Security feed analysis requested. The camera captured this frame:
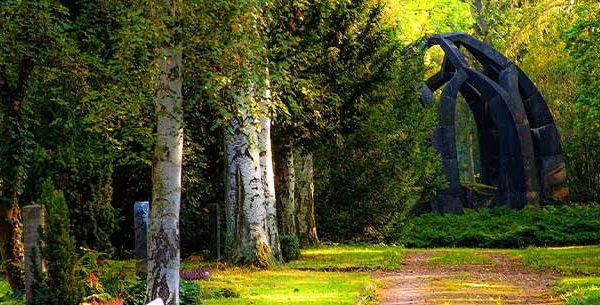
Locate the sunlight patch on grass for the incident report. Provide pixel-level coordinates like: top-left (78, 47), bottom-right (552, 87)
top-left (517, 246), bottom-right (600, 275)
top-left (556, 277), bottom-right (600, 305)
top-left (201, 267), bottom-right (376, 305)
top-left (286, 244), bottom-right (404, 270)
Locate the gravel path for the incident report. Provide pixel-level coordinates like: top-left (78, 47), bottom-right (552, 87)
top-left (374, 250), bottom-right (563, 305)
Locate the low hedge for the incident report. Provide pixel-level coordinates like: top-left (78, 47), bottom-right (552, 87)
top-left (395, 205), bottom-right (600, 248)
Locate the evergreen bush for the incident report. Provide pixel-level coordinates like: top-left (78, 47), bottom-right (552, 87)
top-left (30, 179), bottom-right (85, 305)
top-left (280, 235), bottom-right (301, 262)
top-left (395, 205), bottom-right (600, 248)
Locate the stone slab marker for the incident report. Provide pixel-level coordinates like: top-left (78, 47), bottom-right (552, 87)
top-left (23, 204), bottom-right (45, 302)
top-left (134, 201), bottom-right (149, 278)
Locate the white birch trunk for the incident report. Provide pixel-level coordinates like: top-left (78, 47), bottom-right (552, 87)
top-left (226, 90), bottom-right (274, 267)
top-left (276, 140), bottom-right (297, 237)
top-left (146, 48), bottom-right (183, 305)
top-left (295, 151), bottom-right (319, 247)
top-left (259, 76), bottom-right (281, 261)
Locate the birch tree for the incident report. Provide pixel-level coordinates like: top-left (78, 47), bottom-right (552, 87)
top-left (259, 75), bottom-right (281, 260)
top-left (226, 90), bottom-right (275, 267)
top-left (146, 2), bottom-right (183, 304)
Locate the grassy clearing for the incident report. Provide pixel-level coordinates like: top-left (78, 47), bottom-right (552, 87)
top-left (285, 244), bottom-right (404, 270)
top-left (201, 267), bottom-right (376, 305)
top-left (424, 249), bottom-right (497, 267)
top-left (517, 246), bottom-right (600, 275)
top-left (185, 244), bottom-right (390, 304)
top-left (516, 246), bottom-right (600, 305)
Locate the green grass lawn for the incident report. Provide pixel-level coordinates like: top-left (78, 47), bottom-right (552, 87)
top-left (201, 267), bottom-right (376, 305)
top-left (517, 246), bottom-right (600, 275)
top-left (424, 248), bottom-right (497, 267)
top-left (198, 245), bottom-right (394, 304)
top-left (285, 244), bottom-right (404, 270)
top-left (516, 245), bottom-right (600, 305)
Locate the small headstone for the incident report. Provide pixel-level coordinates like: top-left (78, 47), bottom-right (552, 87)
top-left (23, 204), bottom-right (45, 302)
top-left (134, 201), bottom-right (149, 278)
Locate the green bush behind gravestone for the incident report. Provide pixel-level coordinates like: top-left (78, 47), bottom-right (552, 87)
top-left (30, 180), bottom-right (85, 305)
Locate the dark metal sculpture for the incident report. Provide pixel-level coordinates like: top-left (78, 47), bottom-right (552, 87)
top-left (420, 33), bottom-right (568, 213)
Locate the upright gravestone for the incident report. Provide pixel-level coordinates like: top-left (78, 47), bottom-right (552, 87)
top-left (23, 204), bottom-right (45, 302)
top-left (134, 201), bottom-right (149, 278)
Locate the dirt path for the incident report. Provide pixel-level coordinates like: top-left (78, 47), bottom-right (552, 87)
top-left (374, 250), bottom-right (563, 305)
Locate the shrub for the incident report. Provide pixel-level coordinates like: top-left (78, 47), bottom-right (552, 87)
top-left (394, 205), bottom-right (600, 248)
top-left (280, 235), bottom-right (301, 262)
top-left (30, 180), bottom-right (85, 305)
top-left (123, 280), bottom-right (201, 305)
top-left (180, 280), bottom-right (201, 305)
top-left (123, 281), bottom-right (145, 305)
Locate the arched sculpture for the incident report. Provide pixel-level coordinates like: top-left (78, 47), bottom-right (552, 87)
top-left (420, 33), bottom-right (568, 213)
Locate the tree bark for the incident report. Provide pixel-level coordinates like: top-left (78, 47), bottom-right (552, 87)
top-left (259, 76), bottom-right (281, 261)
top-left (146, 48), bottom-right (183, 305)
top-left (226, 92), bottom-right (275, 268)
top-left (294, 151), bottom-right (319, 247)
top-left (276, 140), bottom-right (297, 237)
top-left (0, 203), bottom-right (24, 291)
top-left (0, 57), bottom-right (32, 292)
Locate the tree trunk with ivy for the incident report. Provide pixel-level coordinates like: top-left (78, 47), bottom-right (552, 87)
top-left (295, 151), bottom-right (319, 247)
top-left (0, 203), bottom-right (24, 291)
top-left (226, 92), bottom-right (275, 267)
top-left (146, 47), bottom-right (183, 305)
top-left (0, 57), bottom-right (32, 292)
top-left (259, 77), bottom-right (281, 261)
top-left (276, 140), bottom-right (297, 237)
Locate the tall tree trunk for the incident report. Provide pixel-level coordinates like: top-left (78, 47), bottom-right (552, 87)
top-left (226, 93), bottom-right (275, 268)
top-left (259, 76), bottom-right (281, 261)
top-left (468, 134), bottom-right (476, 183)
top-left (295, 151), bottom-right (319, 247)
top-left (146, 48), bottom-right (183, 305)
top-left (0, 59), bottom-right (32, 292)
top-left (275, 140), bottom-right (296, 237)
top-left (0, 203), bottom-right (24, 291)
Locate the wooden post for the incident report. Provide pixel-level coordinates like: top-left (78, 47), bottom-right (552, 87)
top-left (207, 203), bottom-right (220, 260)
top-left (23, 204), bottom-right (44, 302)
top-left (134, 201), bottom-right (149, 278)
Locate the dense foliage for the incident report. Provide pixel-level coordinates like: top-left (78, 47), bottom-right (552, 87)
top-left (398, 206), bottom-right (600, 248)
top-left (32, 181), bottom-right (85, 305)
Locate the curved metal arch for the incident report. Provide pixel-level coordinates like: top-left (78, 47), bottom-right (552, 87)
top-left (420, 33), bottom-right (568, 213)
top-left (439, 33), bottom-right (567, 201)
